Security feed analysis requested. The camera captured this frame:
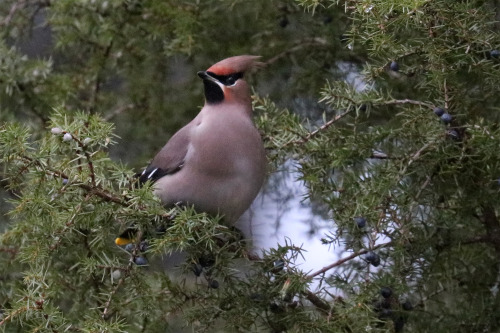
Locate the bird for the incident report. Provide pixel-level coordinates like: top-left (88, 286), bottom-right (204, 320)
top-left (115, 55), bottom-right (267, 246)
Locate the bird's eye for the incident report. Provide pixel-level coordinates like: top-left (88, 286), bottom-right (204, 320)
top-left (226, 76), bottom-right (237, 86)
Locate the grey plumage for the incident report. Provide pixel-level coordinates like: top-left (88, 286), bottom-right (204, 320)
top-left (139, 55), bottom-right (266, 224)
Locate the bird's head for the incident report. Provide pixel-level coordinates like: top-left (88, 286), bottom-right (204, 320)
top-left (197, 55), bottom-right (263, 106)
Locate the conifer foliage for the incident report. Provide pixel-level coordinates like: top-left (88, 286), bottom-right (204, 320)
top-left (1, 0), bottom-right (500, 332)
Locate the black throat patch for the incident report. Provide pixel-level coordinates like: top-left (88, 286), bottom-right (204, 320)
top-left (203, 80), bottom-right (224, 104)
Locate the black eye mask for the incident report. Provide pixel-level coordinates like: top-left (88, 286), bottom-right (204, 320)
top-left (206, 71), bottom-right (243, 86)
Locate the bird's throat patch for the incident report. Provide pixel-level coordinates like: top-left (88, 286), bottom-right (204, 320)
top-left (203, 80), bottom-right (224, 104)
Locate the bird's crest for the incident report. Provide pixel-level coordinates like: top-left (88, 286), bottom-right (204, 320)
top-left (206, 55), bottom-right (263, 76)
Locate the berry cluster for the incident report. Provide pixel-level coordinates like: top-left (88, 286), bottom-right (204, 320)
top-left (433, 107), bottom-right (452, 125)
top-left (352, 217), bottom-right (381, 267)
top-left (373, 287), bottom-right (413, 332)
top-left (191, 254), bottom-right (219, 289)
top-left (124, 240), bottom-right (149, 266)
top-left (432, 106), bottom-right (463, 141)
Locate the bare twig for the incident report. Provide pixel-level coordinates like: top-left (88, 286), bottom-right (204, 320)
top-left (0, 305), bottom-right (30, 326)
top-left (400, 140), bottom-right (434, 176)
top-left (102, 276), bottom-right (126, 319)
top-left (382, 99), bottom-right (434, 109)
top-left (302, 290), bottom-right (331, 313)
top-left (77, 184), bottom-right (129, 206)
top-left (369, 151), bottom-right (390, 159)
top-left (287, 108), bottom-right (353, 146)
top-left (444, 79), bottom-right (449, 110)
top-left (414, 175), bottom-right (432, 201)
top-left (0, 247), bottom-right (17, 255)
top-left (307, 241), bottom-right (392, 279)
top-left (0, 0), bottom-right (26, 27)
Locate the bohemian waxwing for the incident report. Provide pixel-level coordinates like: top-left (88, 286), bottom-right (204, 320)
top-left (138, 55), bottom-right (267, 225)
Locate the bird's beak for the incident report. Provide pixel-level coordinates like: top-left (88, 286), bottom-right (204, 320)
top-left (197, 71), bottom-right (219, 84)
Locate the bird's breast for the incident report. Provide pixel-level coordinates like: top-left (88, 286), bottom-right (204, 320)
top-left (188, 111), bottom-right (265, 178)
top-left (154, 108), bottom-right (266, 224)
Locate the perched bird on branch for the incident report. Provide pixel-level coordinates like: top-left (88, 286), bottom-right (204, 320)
top-left (116, 55), bottom-right (267, 246)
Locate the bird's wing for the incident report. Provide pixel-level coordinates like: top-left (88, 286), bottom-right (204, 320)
top-left (138, 123), bottom-right (192, 184)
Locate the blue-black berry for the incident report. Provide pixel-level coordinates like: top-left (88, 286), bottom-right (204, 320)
top-left (199, 255), bottom-right (215, 268)
top-left (209, 279), bottom-right (219, 289)
top-left (433, 107), bottom-right (445, 117)
top-left (139, 240), bottom-right (149, 252)
top-left (440, 113), bottom-right (452, 124)
top-left (365, 251), bottom-right (381, 267)
top-left (380, 287), bottom-right (392, 298)
top-left (269, 302), bottom-right (284, 313)
top-left (447, 129), bottom-right (460, 140)
top-left (389, 61), bottom-right (399, 72)
top-left (124, 243), bottom-right (134, 252)
top-left (491, 49), bottom-right (500, 58)
top-left (354, 217), bottom-right (366, 228)
top-left (402, 300), bottom-right (413, 311)
top-left (134, 256), bottom-right (148, 266)
top-left (279, 16), bottom-right (289, 28)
